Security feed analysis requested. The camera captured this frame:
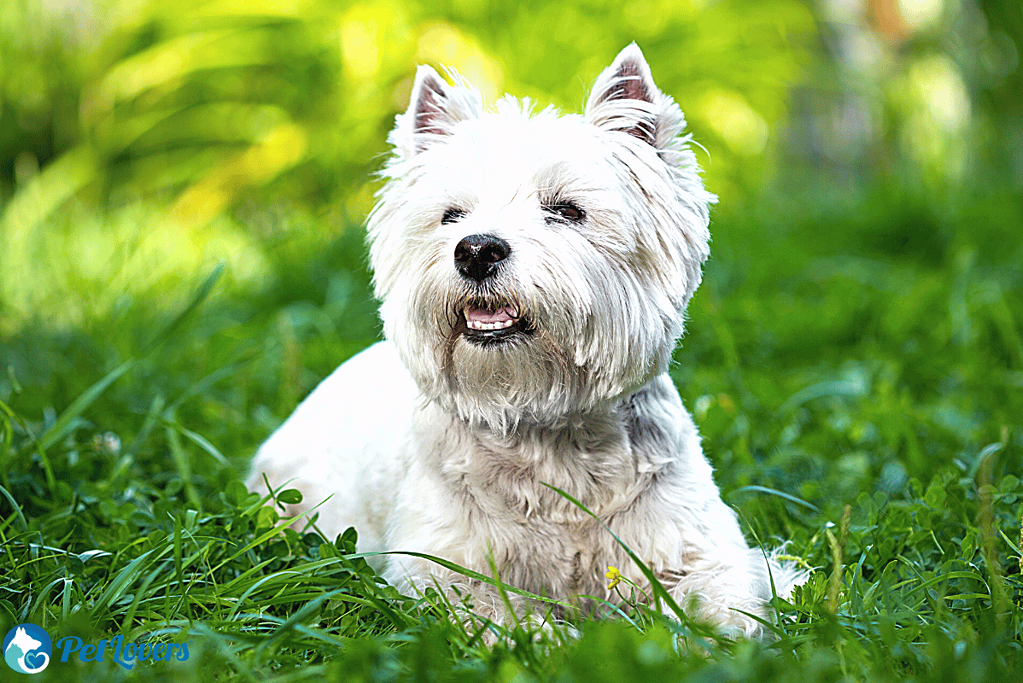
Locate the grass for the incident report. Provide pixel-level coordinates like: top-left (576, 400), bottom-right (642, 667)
top-left (1, 183), bottom-right (1022, 681)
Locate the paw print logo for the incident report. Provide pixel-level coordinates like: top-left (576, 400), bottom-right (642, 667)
top-left (3, 624), bottom-right (52, 674)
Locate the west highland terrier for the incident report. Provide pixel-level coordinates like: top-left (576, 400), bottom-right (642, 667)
top-left (248, 43), bottom-right (805, 637)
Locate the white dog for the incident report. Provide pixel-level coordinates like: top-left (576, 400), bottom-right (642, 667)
top-left (248, 44), bottom-right (804, 636)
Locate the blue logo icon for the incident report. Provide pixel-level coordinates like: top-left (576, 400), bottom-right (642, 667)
top-left (3, 623), bottom-right (52, 674)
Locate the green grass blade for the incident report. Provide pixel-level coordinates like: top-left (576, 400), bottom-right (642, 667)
top-left (0, 484), bottom-right (29, 532)
top-left (383, 550), bottom-right (571, 607)
top-left (729, 485), bottom-right (821, 513)
top-left (91, 545), bottom-right (172, 620)
top-left (140, 262), bottom-right (225, 354)
top-left (31, 359), bottom-right (136, 454)
top-left (166, 425), bottom-right (200, 509)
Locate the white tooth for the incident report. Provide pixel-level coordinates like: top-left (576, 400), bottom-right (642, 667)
top-left (465, 317), bottom-right (517, 332)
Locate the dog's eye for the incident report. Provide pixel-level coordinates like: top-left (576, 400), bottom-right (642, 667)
top-left (442, 208), bottom-right (466, 224)
top-left (544, 203), bottom-right (585, 223)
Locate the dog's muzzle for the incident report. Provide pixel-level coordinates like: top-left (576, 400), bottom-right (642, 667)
top-left (451, 234), bottom-right (533, 345)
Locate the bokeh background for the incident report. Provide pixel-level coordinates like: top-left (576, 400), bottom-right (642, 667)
top-left (1, 0), bottom-right (1020, 512)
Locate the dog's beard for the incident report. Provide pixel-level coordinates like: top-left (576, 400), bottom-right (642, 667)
top-left (446, 332), bottom-right (576, 430)
top-left (439, 282), bottom-right (579, 430)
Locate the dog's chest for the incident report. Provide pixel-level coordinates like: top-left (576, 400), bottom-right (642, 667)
top-left (497, 519), bottom-right (611, 595)
top-left (419, 414), bottom-right (644, 594)
top-left (456, 486), bottom-right (615, 596)
top-left (428, 412), bottom-right (642, 518)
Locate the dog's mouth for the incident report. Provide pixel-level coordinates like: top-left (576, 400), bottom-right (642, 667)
top-left (456, 303), bottom-right (532, 346)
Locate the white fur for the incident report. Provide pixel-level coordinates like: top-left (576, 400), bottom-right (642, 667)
top-left (248, 44), bottom-right (806, 636)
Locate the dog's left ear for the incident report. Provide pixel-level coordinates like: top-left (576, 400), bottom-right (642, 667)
top-left (585, 43), bottom-right (665, 148)
top-left (391, 65), bottom-right (483, 159)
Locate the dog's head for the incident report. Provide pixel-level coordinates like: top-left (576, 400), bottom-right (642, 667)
top-left (368, 44), bottom-right (715, 430)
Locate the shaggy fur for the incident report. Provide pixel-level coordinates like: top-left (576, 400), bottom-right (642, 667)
top-left (248, 44), bottom-right (806, 636)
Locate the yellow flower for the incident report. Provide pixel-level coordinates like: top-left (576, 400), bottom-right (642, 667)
top-left (605, 565), bottom-right (622, 590)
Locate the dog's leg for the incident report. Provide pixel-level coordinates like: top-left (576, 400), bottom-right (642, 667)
top-left (614, 498), bottom-right (806, 638)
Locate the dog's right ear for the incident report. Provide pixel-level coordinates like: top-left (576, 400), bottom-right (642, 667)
top-left (391, 65), bottom-right (482, 159)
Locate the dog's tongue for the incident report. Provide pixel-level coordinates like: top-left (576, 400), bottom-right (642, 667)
top-left (466, 306), bottom-right (517, 324)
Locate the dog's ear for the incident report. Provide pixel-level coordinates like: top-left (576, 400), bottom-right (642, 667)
top-left (391, 65), bottom-right (482, 158)
top-left (585, 43), bottom-right (664, 147)
top-left (409, 66), bottom-right (451, 140)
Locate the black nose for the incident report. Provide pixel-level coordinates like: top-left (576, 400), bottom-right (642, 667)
top-left (454, 234), bottom-right (511, 282)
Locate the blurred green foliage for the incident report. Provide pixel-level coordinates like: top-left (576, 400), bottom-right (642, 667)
top-left (0, 0), bottom-right (1008, 318)
top-left (1, 0), bottom-right (1019, 326)
top-left (0, 0), bottom-right (1019, 452)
